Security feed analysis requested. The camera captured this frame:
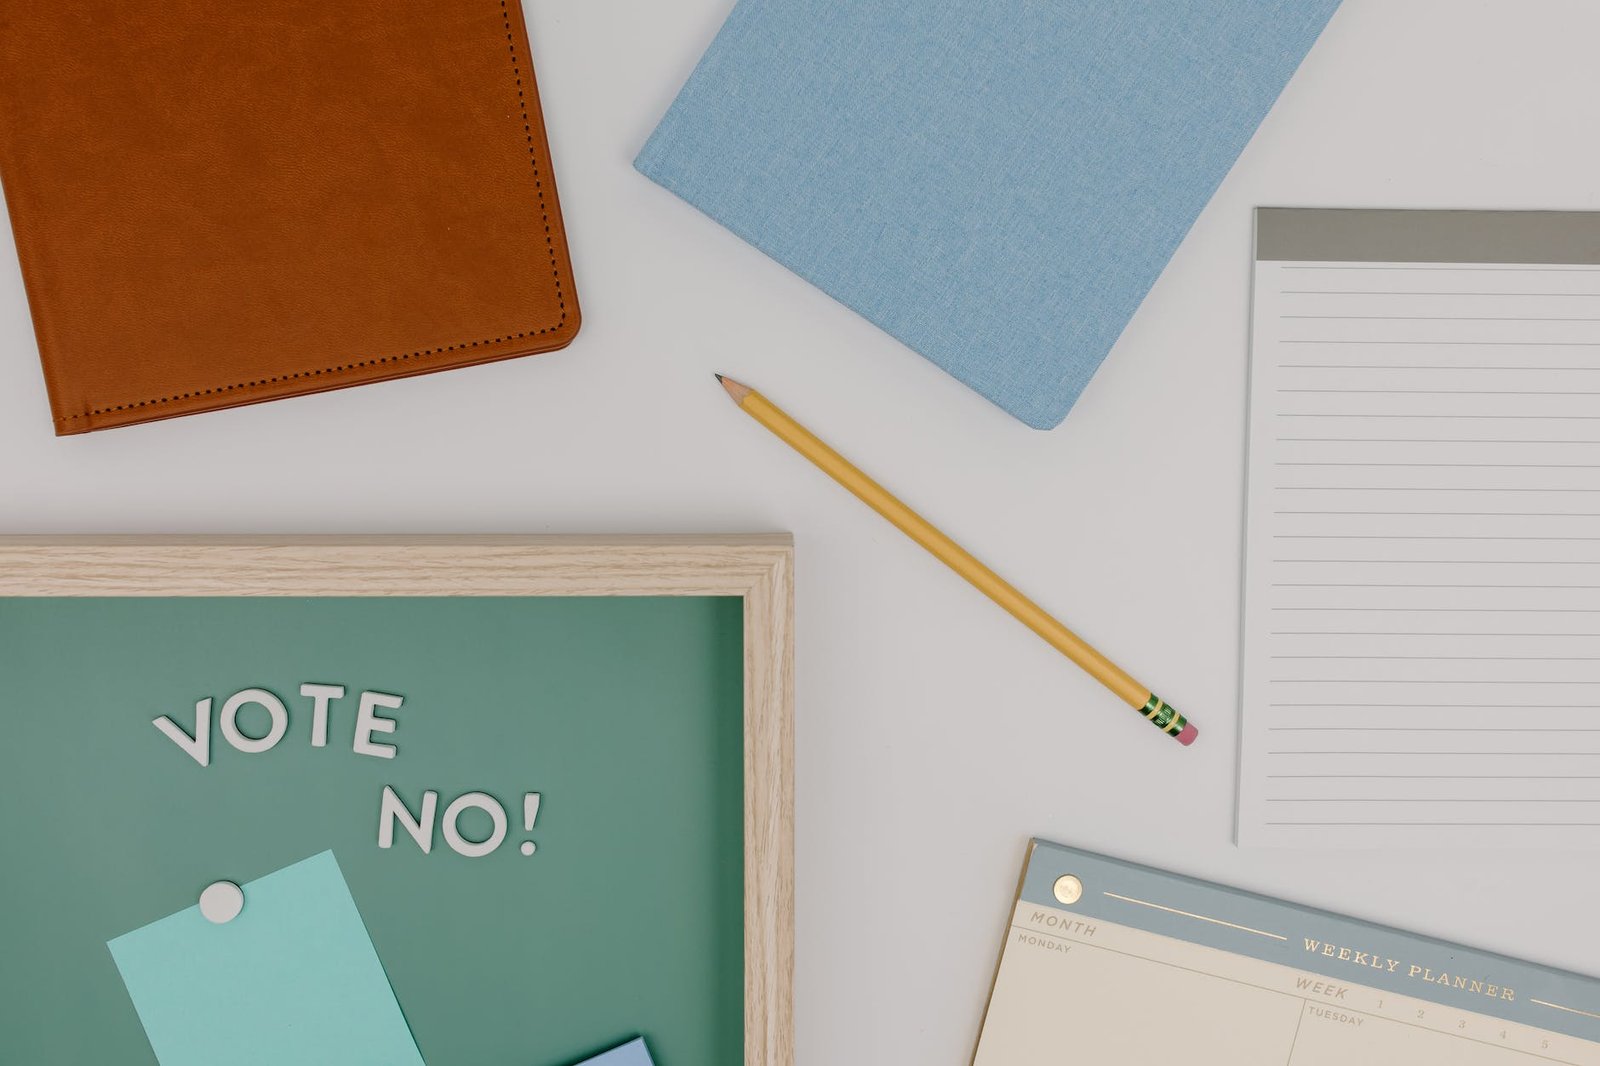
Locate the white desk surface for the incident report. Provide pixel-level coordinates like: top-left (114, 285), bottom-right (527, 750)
top-left (3, 1), bottom-right (1597, 1061)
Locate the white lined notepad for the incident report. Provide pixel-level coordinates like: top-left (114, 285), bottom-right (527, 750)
top-left (1239, 209), bottom-right (1600, 848)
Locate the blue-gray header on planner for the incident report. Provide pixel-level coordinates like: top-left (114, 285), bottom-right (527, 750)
top-left (1020, 839), bottom-right (1600, 1044)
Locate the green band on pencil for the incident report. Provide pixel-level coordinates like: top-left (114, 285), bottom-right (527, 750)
top-left (1140, 694), bottom-right (1188, 737)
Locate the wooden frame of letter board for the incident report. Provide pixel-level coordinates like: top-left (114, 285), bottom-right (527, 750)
top-left (0, 534), bottom-right (795, 1066)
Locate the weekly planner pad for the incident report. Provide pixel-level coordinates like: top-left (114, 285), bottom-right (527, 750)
top-left (974, 840), bottom-right (1600, 1064)
top-left (1239, 208), bottom-right (1600, 847)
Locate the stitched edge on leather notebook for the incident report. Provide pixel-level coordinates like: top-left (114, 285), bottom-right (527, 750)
top-left (52, 0), bottom-right (571, 432)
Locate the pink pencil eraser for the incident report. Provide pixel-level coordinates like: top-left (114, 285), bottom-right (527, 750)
top-left (1177, 723), bottom-right (1198, 746)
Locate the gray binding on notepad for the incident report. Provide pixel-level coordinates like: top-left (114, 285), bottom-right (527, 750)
top-left (1258, 208), bottom-right (1600, 265)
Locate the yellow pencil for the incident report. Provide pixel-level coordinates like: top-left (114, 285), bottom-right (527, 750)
top-left (717, 374), bottom-right (1196, 746)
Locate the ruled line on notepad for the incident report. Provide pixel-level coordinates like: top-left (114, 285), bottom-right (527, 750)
top-left (1273, 627), bottom-right (1600, 633)
top-left (1280, 457), bottom-right (1600, 467)
top-left (1267, 819), bottom-right (1600, 832)
top-left (1273, 582), bottom-right (1600, 588)
top-left (1280, 388), bottom-right (1600, 394)
top-left (1260, 723), bottom-right (1600, 729)
top-left (1271, 655), bottom-right (1600, 660)
top-left (1273, 535), bottom-right (1600, 540)
top-left (1281, 290), bottom-right (1600, 297)
top-left (1282, 317), bottom-right (1600, 323)
top-left (1286, 438), bottom-right (1600, 441)
top-left (1279, 583), bottom-right (1600, 591)
top-left (1267, 697), bottom-right (1600, 704)
top-left (1280, 364), bottom-right (1600, 369)
top-left (1270, 607), bottom-right (1600, 612)
top-left (1274, 487), bottom-right (1600, 493)
top-left (1269, 774), bottom-right (1600, 780)
top-left (1275, 561), bottom-right (1600, 566)
top-left (1269, 751), bottom-right (1600, 756)
top-left (1275, 511), bottom-right (1600, 515)
top-left (1278, 460), bottom-right (1600, 466)
top-left (1283, 340), bottom-right (1600, 346)
top-left (1279, 413), bottom-right (1600, 419)
top-left (1269, 680), bottom-right (1600, 685)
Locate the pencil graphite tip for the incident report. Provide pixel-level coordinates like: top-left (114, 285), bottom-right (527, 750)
top-left (716, 374), bottom-right (753, 403)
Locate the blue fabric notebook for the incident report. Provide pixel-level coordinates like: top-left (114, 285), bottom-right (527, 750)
top-left (572, 1037), bottom-right (654, 1066)
top-left (636, 0), bottom-right (1343, 428)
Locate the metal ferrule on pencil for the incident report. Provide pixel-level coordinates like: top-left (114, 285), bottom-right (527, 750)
top-left (1140, 694), bottom-right (1188, 738)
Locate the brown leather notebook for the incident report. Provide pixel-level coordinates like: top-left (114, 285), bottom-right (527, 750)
top-left (0, 1), bottom-right (579, 434)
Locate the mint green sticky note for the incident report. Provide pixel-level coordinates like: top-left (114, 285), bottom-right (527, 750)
top-left (108, 851), bottom-right (424, 1066)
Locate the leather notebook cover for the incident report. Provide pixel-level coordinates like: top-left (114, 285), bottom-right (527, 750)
top-left (0, 0), bottom-right (579, 434)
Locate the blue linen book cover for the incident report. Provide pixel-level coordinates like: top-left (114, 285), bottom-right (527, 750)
top-left (573, 1037), bottom-right (655, 1066)
top-left (636, 0), bottom-right (1343, 428)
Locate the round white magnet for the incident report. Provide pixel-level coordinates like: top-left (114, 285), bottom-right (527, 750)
top-left (1052, 874), bottom-right (1084, 906)
top-left (199, 880), bottom-right (244, 924)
